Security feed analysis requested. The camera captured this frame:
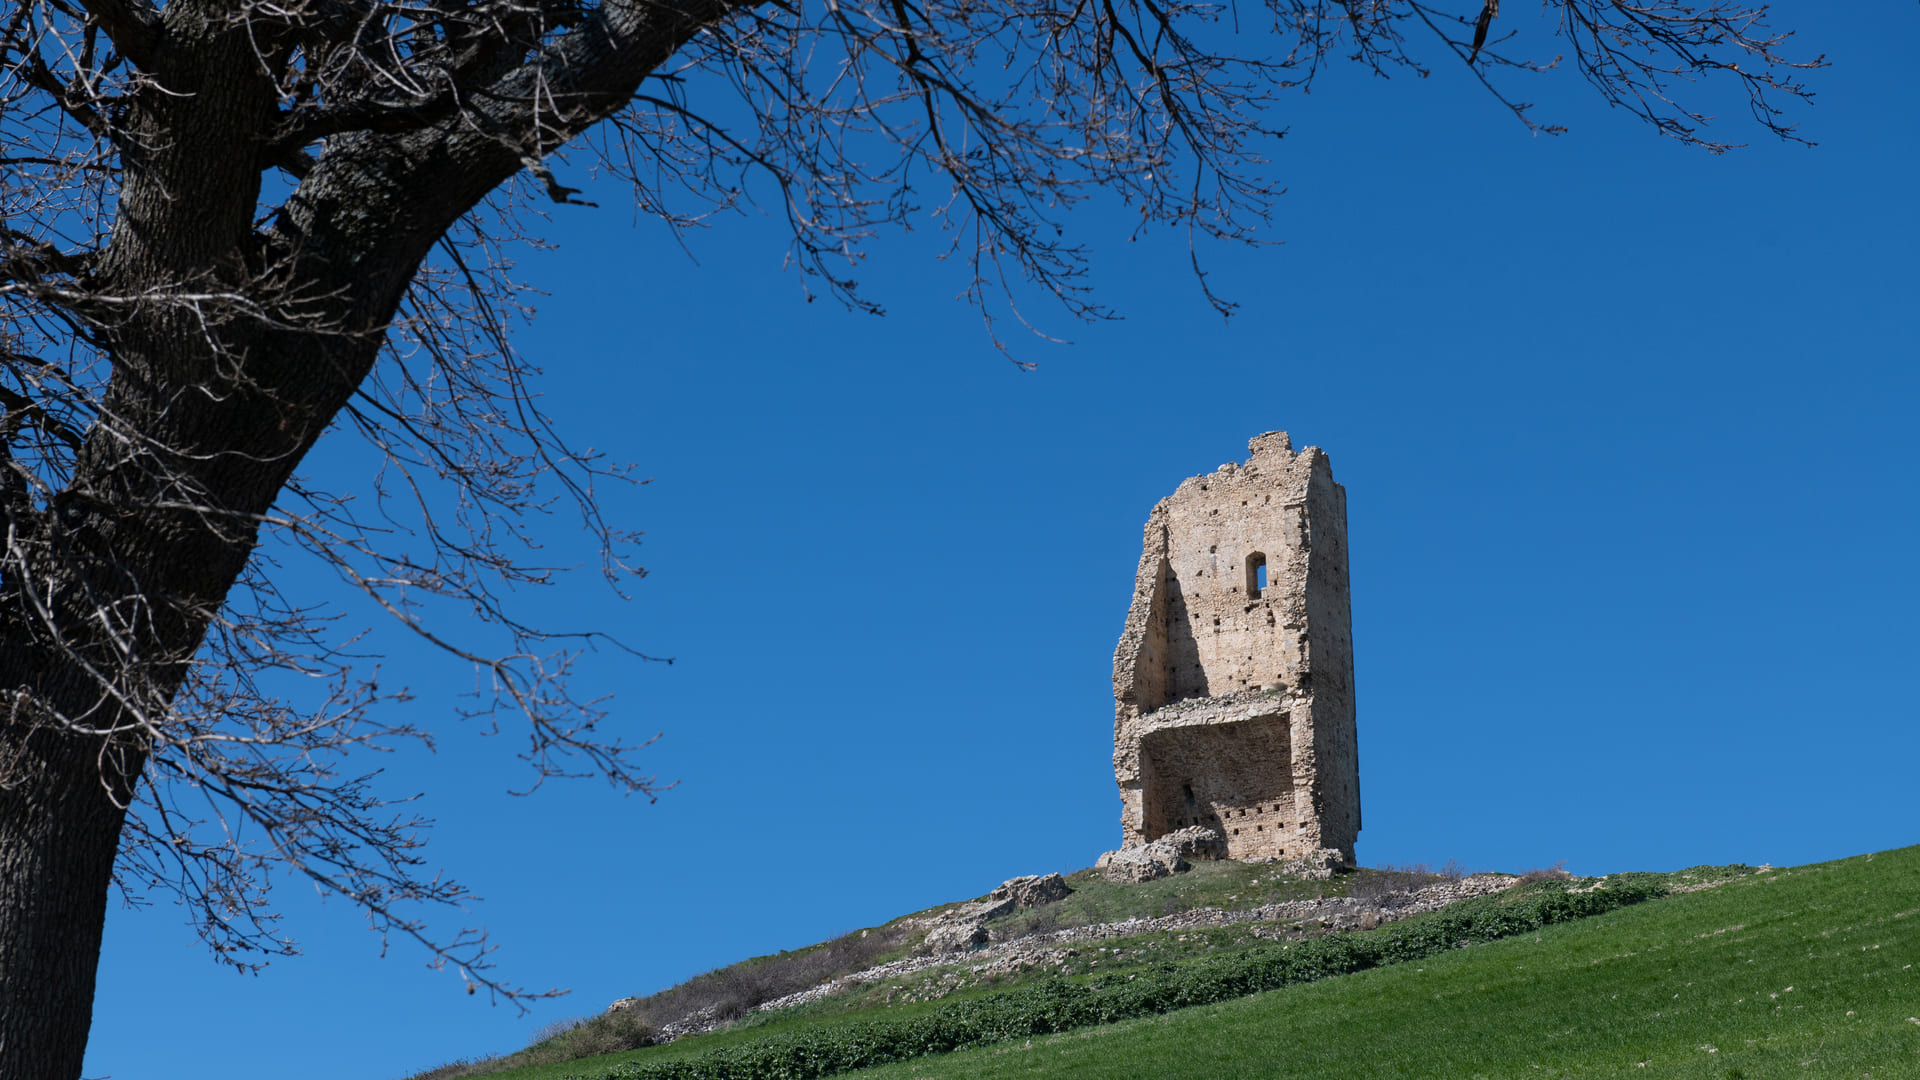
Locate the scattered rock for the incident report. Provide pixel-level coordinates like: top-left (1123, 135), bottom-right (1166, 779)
top-left (973, 894), bottom-right (1018, 920)
top-left (1271, 846), bottom-right (1347, 881)
top-left (916, 882), bottom-right (1052, 955)
top-left (991, 873), bottom-right (1071, 908)
top-left (1158, 826), bottom-right (1229, 861)
top-left (916, 872), bottom-right (1077, 954)
top-left (920, 917), bottom-right (990, 954)
top-left (1097, 826), bottom-right (1226, 883)
top-left (1099, 846), bottom-right (1185, 883)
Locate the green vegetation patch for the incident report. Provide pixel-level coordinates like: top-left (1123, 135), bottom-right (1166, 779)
top-left (544, 874), bottom-right (1672, 1080)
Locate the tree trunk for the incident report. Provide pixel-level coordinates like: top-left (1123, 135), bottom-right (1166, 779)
top-left (0, 729), bottom-right (136, 1080)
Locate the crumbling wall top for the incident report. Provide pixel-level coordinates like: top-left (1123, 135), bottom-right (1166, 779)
top-left (1247, 430), bottom-right (1292, 457)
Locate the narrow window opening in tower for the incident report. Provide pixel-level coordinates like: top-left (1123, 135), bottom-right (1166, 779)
top-left (1246, 552), bottom-right (1268, 599)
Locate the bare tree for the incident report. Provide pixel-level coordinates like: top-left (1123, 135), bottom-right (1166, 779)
top-left (0, 0), bottom-right (1815, 1075)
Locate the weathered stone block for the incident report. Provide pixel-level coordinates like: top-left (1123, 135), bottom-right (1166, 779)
top-left (1097, 845), bottom-right (1186, 884)
top-left (920, 918), bottom-right (990, 954)
top-left (1096, 826), bottom-right (1227, 883)
top-left (990, 873), bottom-right (1071, 908)
top-left (1155, 824), bottom-right (1229, 862)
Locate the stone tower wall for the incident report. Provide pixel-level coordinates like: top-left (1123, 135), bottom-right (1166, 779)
top-left (1111, 432), bottom-right (1360, 863)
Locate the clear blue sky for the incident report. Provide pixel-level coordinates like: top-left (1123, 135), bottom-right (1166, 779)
top-left (84, 4), bottom-right (1915, 1078)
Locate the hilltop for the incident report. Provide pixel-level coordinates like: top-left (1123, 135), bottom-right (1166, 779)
top-left (395, 845), bottom-right (1919, 1079)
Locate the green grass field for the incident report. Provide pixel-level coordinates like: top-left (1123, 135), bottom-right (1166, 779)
top-left (845, 849), bottom-right (1920, 1079)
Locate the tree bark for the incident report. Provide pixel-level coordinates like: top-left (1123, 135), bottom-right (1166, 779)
top-left (0, 729), bottom-right (135, 1080)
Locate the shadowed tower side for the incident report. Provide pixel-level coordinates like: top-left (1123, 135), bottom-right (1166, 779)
top-left (1110, 432), bottom-right (1360, 863)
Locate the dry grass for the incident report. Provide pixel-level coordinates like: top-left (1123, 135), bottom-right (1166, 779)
top-left (617, 925), bottom-right (918, 1032)
top-left (399, 1011), bottom-right (658, 1080)
top-left (398, 926), bottom-right (915, 1080)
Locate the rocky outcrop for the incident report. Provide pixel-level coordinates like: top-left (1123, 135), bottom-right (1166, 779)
top-left (916, 873), bottom-right (1073, 954)
top-left (1096, 846), bottom-right (1182, 884)
top-left (920, 918), bottom-right (991, 954)
top-left (1096, 826), bottom-right (1227, 883)
top-left (990, 873), bottom-right (1071, 908)
top-left (1265, 846), bottom-right (1347, 881)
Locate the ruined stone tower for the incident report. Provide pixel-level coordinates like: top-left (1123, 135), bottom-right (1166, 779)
top-left (1111, 431), bottom-right (1360, 864)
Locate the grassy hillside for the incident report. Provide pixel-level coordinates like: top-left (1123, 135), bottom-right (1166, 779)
top-left (407, 859), bottom-right (1372, 1079)
top-left (441, 847), bottom-right (1918, 1080)
top-left (845, 848), bottom-right (1920, 1079)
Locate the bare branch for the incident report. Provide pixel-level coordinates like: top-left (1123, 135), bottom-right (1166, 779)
top-left (0, 0), bottom-right (1821, 1067)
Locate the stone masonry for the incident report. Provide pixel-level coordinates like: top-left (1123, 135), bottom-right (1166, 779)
top-left (1111, 432), bottom-right (1360, 864)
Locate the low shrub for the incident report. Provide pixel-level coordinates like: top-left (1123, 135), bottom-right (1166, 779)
top-left (529, 1013), bottom-right (659, 1063)
top-left (562, 877), bottom-right (1668, 1080)
top-left (1348, 860), bottom-right (1463, 906)
top-left (1515, 861), bottom-right (1573, 883)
